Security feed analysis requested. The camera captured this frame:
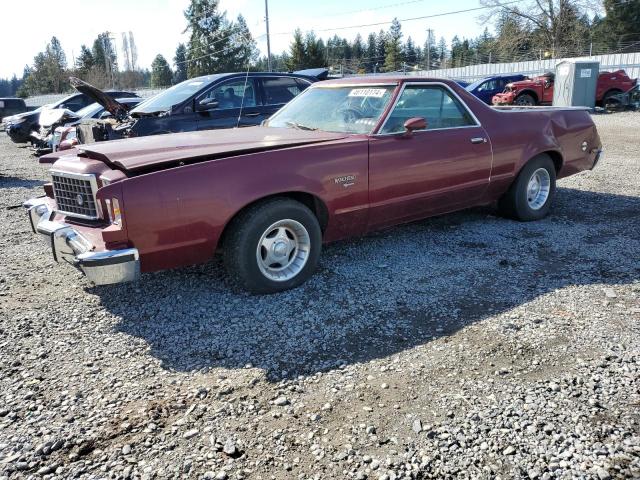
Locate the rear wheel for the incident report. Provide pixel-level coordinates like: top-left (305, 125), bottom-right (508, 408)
top-left (498, 155), bottom-right (556, 221)
top-left (515, 93), bottom-right (537, 106)
top-left (223, 198), bottom-right (322, 294)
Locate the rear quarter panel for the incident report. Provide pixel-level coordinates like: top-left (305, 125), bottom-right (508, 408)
top-left (455, 86), bottom-right (599, 197)
top-left (119, 138), bottom-right (369, 272)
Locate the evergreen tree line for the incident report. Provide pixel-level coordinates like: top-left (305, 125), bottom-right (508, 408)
top-left (4, 0), bottom-right (639, 97)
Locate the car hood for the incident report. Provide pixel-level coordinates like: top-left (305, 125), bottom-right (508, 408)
top-left (77, 127), bottom-right (348, 172)
top-left (7, 110), bottom-right (39, 122)
top-left (69, 76), bottom-right (130, 118)
top-left (39, 108), bottom-right (80, 128)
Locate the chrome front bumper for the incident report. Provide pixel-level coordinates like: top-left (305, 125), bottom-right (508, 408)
top-left (24, 197), bottom-right (140, 285)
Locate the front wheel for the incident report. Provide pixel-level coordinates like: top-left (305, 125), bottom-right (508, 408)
top-left (498, 155), bottom-right (556, 221)
top-left (515, 93), bottom-right (537, 106)
top-left (223, 198), bottom-right (322, 294)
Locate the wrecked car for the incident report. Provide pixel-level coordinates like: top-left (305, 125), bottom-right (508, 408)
top-left (24, 77), bottom-right (602, 293)
top-left (492, 70), bottom-right (637, 107)
top-left (5, 87), bottom-right (137, 144)
top-left (75, 70), bottom-right (325, 144)
top-left (52, 97), bottom-right (142, 152)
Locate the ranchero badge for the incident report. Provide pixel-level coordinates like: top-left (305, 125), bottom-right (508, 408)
top-left (334, 175), bottom-right (356, 187)
top-left (76, 194), bottom-right (84, 206)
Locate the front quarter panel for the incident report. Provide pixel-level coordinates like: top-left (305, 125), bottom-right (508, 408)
top-left (119, 137), bottom-right (369, 272)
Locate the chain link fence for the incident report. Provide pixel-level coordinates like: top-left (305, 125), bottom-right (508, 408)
top-left (375, 52), bottom-right (640, 83)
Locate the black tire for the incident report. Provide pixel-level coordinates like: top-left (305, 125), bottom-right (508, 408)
top-left (498, 155), bottom-right (557, 221)
top-left (601, 90), bottom-right (622, 110)
top-left (223, 198), bottom-right (322, 294)
top-left (515, 93), bottom-right (537, 106)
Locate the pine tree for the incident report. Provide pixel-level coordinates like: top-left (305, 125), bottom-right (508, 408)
top-left (375, 29), bottom-right (386, 72)
top-left (305, 31), bottom-right (326, 68)
top-left (351, 34), bottom-right (365, 71)
top-left (184, 0), bottom-right (255, 76)
top-left (151, 54), bottom-right (173, 87)
top-left (437, 37), bottom-right (448, 68)
top-left (76, 45), bottom-right (94, 77)
top-left (404, 37), bottom-right (417, 66)
top-left (286, 29), bottom-right (307, 70)
top-left (365, 33), bottom-right (377, 72)
top-left (384, 18), bottom-right (403, 72)
top-left (173, 44), bottom-right (188, 83)
top-left (45, 36), bottom-right (67, 93)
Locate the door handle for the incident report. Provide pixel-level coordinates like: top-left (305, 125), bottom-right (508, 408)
top-left (244, 112), bottom-right (260, 117)
top-left (470, 137), bottom-right (487, 144)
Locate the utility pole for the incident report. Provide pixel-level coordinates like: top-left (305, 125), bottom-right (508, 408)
top-left (264, 0), bottom-right (272, 72)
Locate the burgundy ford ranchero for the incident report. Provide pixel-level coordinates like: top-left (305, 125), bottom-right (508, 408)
top-left (25, 77), bottom-right (603, 293)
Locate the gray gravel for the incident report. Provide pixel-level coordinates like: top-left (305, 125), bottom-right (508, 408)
top-left (0, 113), bottom-right (639, 479)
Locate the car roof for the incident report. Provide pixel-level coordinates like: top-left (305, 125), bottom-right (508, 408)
top-left (189, 72), bottom-right (319, 83)
top-left (0, 97), bottom-right (24, 101)
top-left (317, 76), bottom-right (459, 87)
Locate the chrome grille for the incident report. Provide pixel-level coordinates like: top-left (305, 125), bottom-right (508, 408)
top-left (51, 171), bottom-right (101, 220)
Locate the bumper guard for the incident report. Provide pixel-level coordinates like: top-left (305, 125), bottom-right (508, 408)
top-left (23, 197), bottom-right (140, 285)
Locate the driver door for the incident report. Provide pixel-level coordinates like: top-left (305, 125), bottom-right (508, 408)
top-left (368, 83), bottom-right (493, 230)
top-left (196, 78), bottom-right (260, 130)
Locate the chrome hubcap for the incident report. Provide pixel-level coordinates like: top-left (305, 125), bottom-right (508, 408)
top-left (256, 219), bottom-right (310, 282)
top-left (526, 168), bottom-right (551, 210)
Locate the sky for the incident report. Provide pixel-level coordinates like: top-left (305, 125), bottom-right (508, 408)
top-left (0, 0), bottom-right (488, 79)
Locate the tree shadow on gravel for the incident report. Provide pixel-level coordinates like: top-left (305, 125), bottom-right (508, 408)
top-left (0, 175), bottom-right (46, 190)
top-left (91, 187), bottom-right (640, 381)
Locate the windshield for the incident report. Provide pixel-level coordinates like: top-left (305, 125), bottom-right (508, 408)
top-left (268, 85), bottom-right (396, 134)
top-left (132, 78), bottom-right (215, 114)
top-left (75, 102), bottom-right (103, 118)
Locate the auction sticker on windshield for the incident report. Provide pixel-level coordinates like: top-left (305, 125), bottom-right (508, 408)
top-left (348, 88), bottom-right (387, 98)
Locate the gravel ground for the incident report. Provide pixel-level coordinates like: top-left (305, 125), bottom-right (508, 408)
top-left (0, 113), bottom-right (638, 480)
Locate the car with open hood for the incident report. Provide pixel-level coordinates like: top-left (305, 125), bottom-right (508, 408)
top-left (5, 84), bottom-right (137, 144)
top-left (24, 77), bottom-right (602, 293)
top-left (50, 96), bottom-right (142, 152)
top-left (75, 70), bottom-right (326, 145)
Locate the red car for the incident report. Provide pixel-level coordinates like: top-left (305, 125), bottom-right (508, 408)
top-left (25, 77), bottom-right (602, 293)
top-left (492, 70), bottom-right (637, 107)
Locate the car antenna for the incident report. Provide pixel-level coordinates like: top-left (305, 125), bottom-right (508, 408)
top-left (236, 63), bottom-right (251, 129)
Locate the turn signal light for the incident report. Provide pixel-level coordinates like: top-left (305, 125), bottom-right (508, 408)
top-left (104, 198), bottom-right (122, 225)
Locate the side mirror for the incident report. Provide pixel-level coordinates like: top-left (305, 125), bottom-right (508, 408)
top-left (403, 117), bottom-right (427, 136)
top-left (197, 99), bottom-right (219, 112)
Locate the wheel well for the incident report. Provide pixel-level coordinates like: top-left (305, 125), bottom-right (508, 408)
top-left (604, 88), bottom-right (623, 97)
top-left (217, 192), bottom-right (329, 251)
top-left (543, 150), bottom-right (563, 174)
top-left (517, 90), bottom-right (539, 102)
top-left (599, 88), bottom-right (623, 106)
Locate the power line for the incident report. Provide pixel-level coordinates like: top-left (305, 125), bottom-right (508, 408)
top-left (317, 0), bottom-right (433, 18)
top-left (270, 1), bottom-right (525, 36)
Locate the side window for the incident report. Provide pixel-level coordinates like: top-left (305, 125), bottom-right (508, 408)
top-left (478, 80), bottom-right (493, 92)
top-left (262, 77), bottom-right (304, 105)
top-left (200, 79), bottom-right (257, 109)
top-left (64, 95), bottom-right (90, 111)
top-left (380, 85), bottom-right (475, 134)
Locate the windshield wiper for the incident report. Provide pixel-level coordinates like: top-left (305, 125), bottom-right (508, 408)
top-left (285, 121), bottom-right (318, 131)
